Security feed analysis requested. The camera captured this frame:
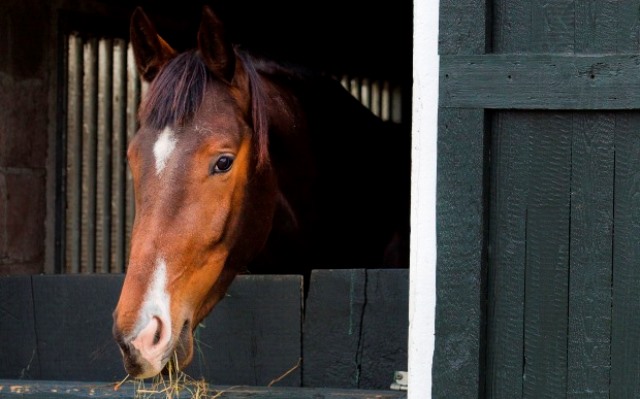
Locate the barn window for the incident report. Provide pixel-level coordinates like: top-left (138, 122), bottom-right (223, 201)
top-left (55, 32), bottom-right (404, 275)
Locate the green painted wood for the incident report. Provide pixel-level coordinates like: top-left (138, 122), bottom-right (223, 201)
top-left (303, 269), bottom-right (367, 389)
top-left (574, 0), bottom-right (640, 54)
top-left (530, 0), bottom-right (575, 53)
top-left (436, 0), bottom-right (489, 397)
top-left (611, 113), bottom-right (640, 398)
top-left (440, 55), bottom-right (640, 110)
top-left (0, 380), bottom-right (408, 399)
top-left (433, 108), bottom-right (487, 399)
top-left (522, 114), bottom-right (571, 398)
top-left (360, 270), bottom-right (409, 390)
top-left (185, 275), bottom-right (303, 387)
top-left (0, 277), bottom-right (40, 379)
top-left (492, 0), bottom-right (532, 53)
top-left (31, 275), bottom-right (124, 382)
top-left (493, 0), bottom-right (640, 54)
top-left (441, 0), bottom-right (640, 398)
top-left (567, 114), bottom-right (614, 398)
top-left (439, 0), bottom-right (489, 55)
top-left (485, 113), bottom-right (529, 399)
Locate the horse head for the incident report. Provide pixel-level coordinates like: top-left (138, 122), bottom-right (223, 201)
top-left (111, 6), bottom-right (277, 379)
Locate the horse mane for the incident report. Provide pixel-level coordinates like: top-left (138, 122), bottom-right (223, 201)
top-left (139, 48), bottom-right (271, 167)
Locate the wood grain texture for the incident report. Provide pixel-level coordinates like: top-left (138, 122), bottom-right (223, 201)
top-left (360, 270), bottom-right (409, 390)
top-left (439, 0), bottom-right (489, 55)
top-left (611, 113), bottom-right (640, 398)
top-left (185, 275), bottom-right (303, 387)
top-left (433, 108), bottom-right (487, 399)
top-left (441, 55), bottom-right (640, 110)
top-left (494, 0), bottom-right (640, 54)
top-left (303, 269), bottom-right (367, 389)
top-left (567, 113), bottom-right (614, 398)
top-left (435, 1), bottom-right (489, 397)
top-left (0, 275), bottom-right (303, 386)
top-left (485, 112), bottom-right (529, 399)
top-left (0, 277), bottom-right (40, 379)
top-left (31, 275), bottom-right (124, 382)
top-left (522, 114), bottom-right (571, 398)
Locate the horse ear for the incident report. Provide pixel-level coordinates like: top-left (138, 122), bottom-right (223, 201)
top-left (197, 5), bottom-right (235, 83)
top-left (130, 7), bottom-right (177, 82)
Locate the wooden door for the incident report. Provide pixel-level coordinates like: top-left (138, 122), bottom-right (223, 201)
top-left (435, 1), bottom-right (640, 397)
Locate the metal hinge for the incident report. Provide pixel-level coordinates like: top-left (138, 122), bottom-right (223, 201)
top-left (390, 371), bottom-right (408, 391)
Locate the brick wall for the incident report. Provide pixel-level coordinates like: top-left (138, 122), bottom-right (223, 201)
top-left (0, 1), bottom-right (50, 275)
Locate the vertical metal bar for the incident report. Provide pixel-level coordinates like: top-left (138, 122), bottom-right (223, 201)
top-left (113, 39), bottom-right (127, 274)
top-left (350, 76), bottom-right (360, 101)
top-left (67, 34), bottom-right (83, 274)
top-left (99, 38), bottom-right (114, 273)
top-left (84, 37), bottom-right (99, 273)
top-left (381, 80), bottom-right (391, 121)
top-left (371, 80), bottom-right (381, 118)
top-left (360, 78), bottom-right (370, 110)
top-left (391, 84), bottom-right (403, 124)
top-left (55, 32), bottom-right (70, 274)
top-left (340, 75), bottom-right (349, 92)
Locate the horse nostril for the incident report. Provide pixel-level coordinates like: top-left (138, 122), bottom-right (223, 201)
top-left (117, 337), bottom-right (130, 355)
top-left (153, 319), bottom-right (162, 346)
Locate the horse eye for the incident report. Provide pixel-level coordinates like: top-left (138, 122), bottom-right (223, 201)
top-left (211, 156), bottom-right (234, 174)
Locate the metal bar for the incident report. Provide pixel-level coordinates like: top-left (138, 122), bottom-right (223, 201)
top-left (371, 80), bottom-right (381, 118)
top-left (67, 34), bottom-right (83, 274)
top-left (391, 84), bottom-right (403, 124)
top-left (381, 81), bottom-right (390, 121)
top-left (113, 39), bottom-right (127, 274)
top-left (99, 38), bottom-right (114, 273)
top-left (54, 31), bottom-right (70, 274)
top-left (84, 38), bottom-right (99, 273)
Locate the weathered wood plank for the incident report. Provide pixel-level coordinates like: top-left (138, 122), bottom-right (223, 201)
top-left (492, 0), bottom-right (532, 53)
top-left (567, 113), bottom-right (614, 398)
top-left (522, 114), bottom-right (571, 398)
top-left (303, 269), bottom-right (409, 390)
top-left (440, 55), bottom-right (640, 110)
top-left (436, 0), bottom-right (489, 396)
top-left (0, 275), bottom-right (303, 387)
top-left (433, 108), bottom-right (486, 399)
top-left (611, 113), bottom-right (640, 398)
top-left (360, 269), bottom-right (409, 390)
top-left (0, 380), bottom-right (408, 399)
top-left (574, 0), bottom-right (638, 54)
top-left (485, 112), bottom-right (529, 399)
top-left (185, 275), bottom-right (302, 387)
top-left (494, 0), bottom-right (640, 54)
top-left (439, 0), bottom-right (489, 55)
top-left (0, 277), bottom-right (40, 379)
top-left (31, 275), bottom-right (124, 382)
top-left (303, 269), bottom-right (366, 389)
top-left (530, 0), bottom-right (575, 53)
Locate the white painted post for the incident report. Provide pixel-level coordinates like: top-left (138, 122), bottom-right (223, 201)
top-left (408, 0), bottom-right (439, 398)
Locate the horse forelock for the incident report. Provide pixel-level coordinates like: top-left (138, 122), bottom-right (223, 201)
top-left (139, 49), bottom-right (271, 170)
top-left (139, 51), bottom-right (208, 131)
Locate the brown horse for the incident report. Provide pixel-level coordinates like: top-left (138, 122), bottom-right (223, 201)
top-left (112, 5), bottom-right (410, 379)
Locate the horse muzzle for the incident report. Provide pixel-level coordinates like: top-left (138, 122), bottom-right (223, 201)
top-left (113, 315), bottom-right (194, 379)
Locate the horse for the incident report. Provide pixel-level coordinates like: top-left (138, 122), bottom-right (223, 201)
top-left (112, 5), bottom-right (410, 379)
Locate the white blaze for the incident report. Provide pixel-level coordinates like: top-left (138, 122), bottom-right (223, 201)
top-left (130, 257), bottom-right (171, 340)
top-left (153, 127), bottom-right (177, 175)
